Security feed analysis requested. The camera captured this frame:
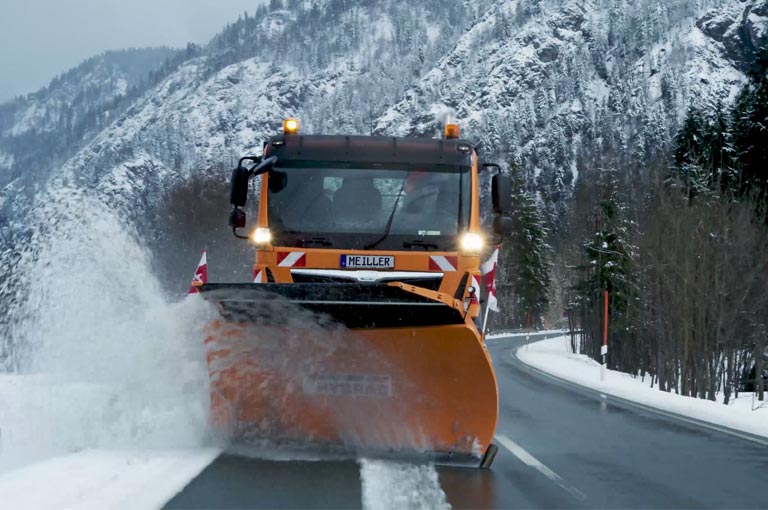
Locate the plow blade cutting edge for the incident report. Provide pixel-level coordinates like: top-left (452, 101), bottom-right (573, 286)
top-left (199, 283), bottom-right (499, 467)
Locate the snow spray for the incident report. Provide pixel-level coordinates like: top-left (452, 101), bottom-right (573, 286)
top-left (0, 185), bottom-right (212, 471)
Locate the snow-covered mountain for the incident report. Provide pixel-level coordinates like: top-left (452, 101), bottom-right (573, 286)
top-left (379, 0), bottom-right (766, 227)
top-left (1, 0), bottom-right (766, 294)
top-left (0, 47), bottom-right (182, 188)
top-left (0, 48), bottom-right (177, 137)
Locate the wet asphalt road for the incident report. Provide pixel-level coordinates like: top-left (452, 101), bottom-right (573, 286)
top-left (164, 333), bottom-right (768, 509)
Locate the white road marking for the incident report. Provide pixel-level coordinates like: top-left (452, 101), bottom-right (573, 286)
top-left (495, 434), bottom-right (586, 501)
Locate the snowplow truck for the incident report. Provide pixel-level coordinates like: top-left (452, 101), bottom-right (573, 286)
top-left (199, 119), bottom-right (512, 468)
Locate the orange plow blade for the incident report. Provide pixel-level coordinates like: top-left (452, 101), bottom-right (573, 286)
top-left (200, 283), bottom-right (499, 466)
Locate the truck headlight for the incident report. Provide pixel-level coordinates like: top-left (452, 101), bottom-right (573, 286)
top-left (461, 232), bottom-right (484, 253)
top-left (251, 227), bottom-right (272, 245)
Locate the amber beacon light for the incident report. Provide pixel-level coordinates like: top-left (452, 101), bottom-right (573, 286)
top-left (445, 123), bottom-right (461, 139)
top-left (283, 118), bottom-right (300, 134)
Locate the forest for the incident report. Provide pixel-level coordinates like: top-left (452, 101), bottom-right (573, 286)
top-left (497, 49), bottom-right (768, 403)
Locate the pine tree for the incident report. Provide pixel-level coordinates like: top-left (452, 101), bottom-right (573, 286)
top-left (498, 166), bottom-right (552, 329)
top-left (674, 107), bottom-right (705, 166)
top-left (673, 102), bottom-right (738, 198)
top-left (732, 47), bottom-right (768, 202)
top-left (672, 106), bottom-right (713, 197)
top-left (574, 169), bottom-right (638, 367)
top-left (704, 104), bottom-right (736, 194)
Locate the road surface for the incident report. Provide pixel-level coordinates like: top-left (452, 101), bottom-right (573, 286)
top-left (165, 333), bottom-right (768, 509)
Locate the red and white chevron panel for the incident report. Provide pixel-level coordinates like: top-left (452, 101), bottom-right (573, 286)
top-left (277, 251), bottom-right (307, 268)
top-left (463, 274), bottom-right (482, 312)
top-left (428, 255), bottom-right (458, 272)
top-left (470, 275), bottom-right (481, 305)
top-left (253, 269), bottom-right (265, 284)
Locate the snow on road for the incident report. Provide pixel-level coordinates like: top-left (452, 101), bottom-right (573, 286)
top-left (516, 335), bottom-right (768, 440)
top-left (0, 449), bottom-right (451, 510)
top-left (0, 449), bottom-right (219, 510)
top-left (0, 369), bottom-right (210, 473)
top-left (0, 194), bottom-right (216, 507)
top-left (360, 459), bottom-right (450, 510)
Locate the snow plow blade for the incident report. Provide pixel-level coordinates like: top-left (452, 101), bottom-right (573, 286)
top-left (199, 283), bottom-right (499, 467)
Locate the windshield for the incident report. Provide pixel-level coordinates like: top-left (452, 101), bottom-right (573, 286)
top-left (267, 162), bottom-right (471, 251)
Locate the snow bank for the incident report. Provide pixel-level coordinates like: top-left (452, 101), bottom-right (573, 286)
top-left (0, 449), bottom-right (218, 510)
top-left (517, 336), bottom-right (768, 440)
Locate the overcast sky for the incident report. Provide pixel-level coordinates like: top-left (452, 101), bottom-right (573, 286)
top-left (0, 0), bottom-right (266, 103)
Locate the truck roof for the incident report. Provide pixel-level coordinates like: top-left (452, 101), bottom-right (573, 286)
top-left (263, 134), bottom-right (475, 167)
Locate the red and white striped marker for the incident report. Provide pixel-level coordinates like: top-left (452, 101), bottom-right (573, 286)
top-left (470, 275), bottom-right (481, 305)
top-left (481, 246), bottom-right (500, 335)
top-left (463, 274), bottom-right (481, 312)
top-left (277, 251), bottom-right (306, 268)
top-left (253, 268), bottom-right (265, 283)
top-left (187, 250), bottom-right (208, 294)
top-left (481, 246), bottom-right (500, 313)
top-left (429, 255), bottom-right (458, 272)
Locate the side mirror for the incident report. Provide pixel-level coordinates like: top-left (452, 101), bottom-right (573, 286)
top-left (492, 174), bottom-right (512, 214)
top-left (230, 155), bottom-right (278, 208)
top-left (229, 208), bottom-right (246, 229)
top-left (229, 208), bottom-right (249, 239)
top-left (229, 155), bottom-right (279, 240)
top-left (493, 214), bottom-right (514, 236)
top-left (230, 164), bottom-right (251, 208)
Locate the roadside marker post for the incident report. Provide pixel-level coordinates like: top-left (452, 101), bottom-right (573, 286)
top-left (525, 310), bottom-right (532, 350)
top-left (601, 290), bottom-right (608, 382)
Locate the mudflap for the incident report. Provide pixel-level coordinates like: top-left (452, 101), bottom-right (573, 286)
top-left (199, 283), bottom-right (499, 466)
top-left (480, 443), bottom-right (499, 469)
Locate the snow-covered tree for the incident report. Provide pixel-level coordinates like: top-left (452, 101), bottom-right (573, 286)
top-left (732, 48), bottom-right (768, 202)
top-left (497, 165), bottom-right (552, 329)
top-left (573, 169), bottom-right (638, 368)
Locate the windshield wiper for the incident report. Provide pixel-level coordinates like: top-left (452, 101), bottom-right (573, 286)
top-left (403, 240), bottom-right (439, 251)
top-left (299, 237), bottom-right (333, 247)
top-left (364, 182), bottom-right (406, 250)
